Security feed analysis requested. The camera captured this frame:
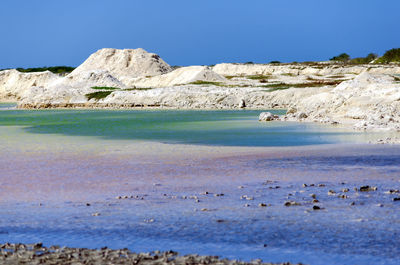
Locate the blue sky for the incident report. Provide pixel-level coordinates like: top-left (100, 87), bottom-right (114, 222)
top-left (1, 0), bottom-right (399, 68)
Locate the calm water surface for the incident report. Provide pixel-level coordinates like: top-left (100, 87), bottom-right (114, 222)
top-left (0, 108), bottom-right (399, 265)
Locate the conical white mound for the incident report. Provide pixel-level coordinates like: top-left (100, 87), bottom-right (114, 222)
top-left (70, 48), bottom-right (172, 80)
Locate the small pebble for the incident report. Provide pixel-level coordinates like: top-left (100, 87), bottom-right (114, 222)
top-left (359, 186), bottom-right (377, 192)
top-left (342, 188), bottom-right (349, 192)
top-left (92, 212), bottom-right (100, 216)
top-left (312, 205), bottom-right (321, 210)
top-left (310, 194), bottom-right (316, 199)
top-left (284, 201), bottom-right (301, 206)
top-left (258, 203), bottom-right (267, 207)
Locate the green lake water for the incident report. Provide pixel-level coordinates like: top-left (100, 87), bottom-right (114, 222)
top-left (0, 108), bottom-right (384, 146)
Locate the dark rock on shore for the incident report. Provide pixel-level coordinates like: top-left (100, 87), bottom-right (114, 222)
top-left (0, 243), bottom-right (299, 265)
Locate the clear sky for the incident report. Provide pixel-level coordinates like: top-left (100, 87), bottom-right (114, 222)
top-left (1, 0), bottom-right (399, 68)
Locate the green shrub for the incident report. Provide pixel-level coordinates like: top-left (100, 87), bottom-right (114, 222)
top-left (246, 75), bottom-right (271, 80)
top-left (16, 66), bottom-right (75, 74)
top-left (376, 48), bottom-right (400, 63)
top-left (85, 91), bottom-right (113, 101)
top-left (330, 53), bottom-right (350, 62)
top-left (91, 86), bottom-right (120, 90)
top-left (124, 87), bottom-right (153, 91)
top-left (189, 80), bottom-right (222, 86)
top-left (350, 53), bottom-right (378, 64)
top-left (269, 61), bottom-right (281, 64)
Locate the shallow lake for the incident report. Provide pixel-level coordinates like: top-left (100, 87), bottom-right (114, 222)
top-left (0, 108), bottom-right (393, 146)
top-left (0, 108), bottom-right (399, 265)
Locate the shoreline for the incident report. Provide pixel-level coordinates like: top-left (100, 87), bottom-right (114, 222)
top-left (0, 243), bottom-right (298, 265)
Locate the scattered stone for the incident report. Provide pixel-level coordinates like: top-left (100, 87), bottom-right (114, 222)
top-left (376, 204), bottom-right (384, 207)
top-left (342, 188), bottom-right (349, 192)
top-left (284, 201), bottom-right (301, 206)
top-left (318, 184), bottom-right (326, 187)
top-left (259, 112), bottom-right (279, 122)
top-left (310, 194), bottom-right (316, 199)
top-left (327, 190), bottom-right (336, 195)
top-left (86, 203), bottom-right (91, 206)
top-left (393, 197), bottom-right (400, 201)
top-left (92, 212), bottom-right (101, 216)
top-left (258, 203), bottom-right (267, 207)
top-left (269, 186), bottom-right (281, 189)
top-left (214, 193), bottom-right (224, 197)
top-left (195, 199), bottom-right (200, 203)
top-left (216, 219), bottom-right (225, 223)
top-left (201, 208), bottom-right (208, 211)
top-left (0, 245), bottom-right (286, 265)
top-left (338, 194), bottom-right (349, 199)
top-left (200, 191), bottom-right (209, 195)
top-left (297, 112), bottom-right (308, 119)
top-left (238, 185), bottom-right (244, 189)
top-left (359, 186), bottom-right (377, 192)
top-left (302, 184), bottom-right (308, 188)
top-left (244, 204), bottom-right (250, 207)
top-left (350, 202), bottom-right (356, 206)
top-left (312, 205), bottom-right (321, 210)
top-left (144, 218), bottom-right (155, 223)
top-left (385, 189), bottom-right (400, 194)
top-left (312, 199), bottom-right (319, 203)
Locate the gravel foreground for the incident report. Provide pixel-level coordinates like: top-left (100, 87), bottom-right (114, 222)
top-left (0, 243), bottom-right (299, 265)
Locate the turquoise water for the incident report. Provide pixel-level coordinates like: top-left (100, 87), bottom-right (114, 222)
top-left (0, 102), bottom-right (16, 109)
top-left (0, 109), bottom-right (381, 146)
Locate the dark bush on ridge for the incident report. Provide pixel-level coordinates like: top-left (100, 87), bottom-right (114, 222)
top-left (16, 66), bottom-right (75, 74)
top-left (330, 53), bottom-right (350, 62)
top-left (376, 48), bottom-right (400, 63)
top-left (350, 53), bottom-right (378, 64)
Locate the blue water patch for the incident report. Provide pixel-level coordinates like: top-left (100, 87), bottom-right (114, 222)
top-left (0, 109), bottom-right (373, 146)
